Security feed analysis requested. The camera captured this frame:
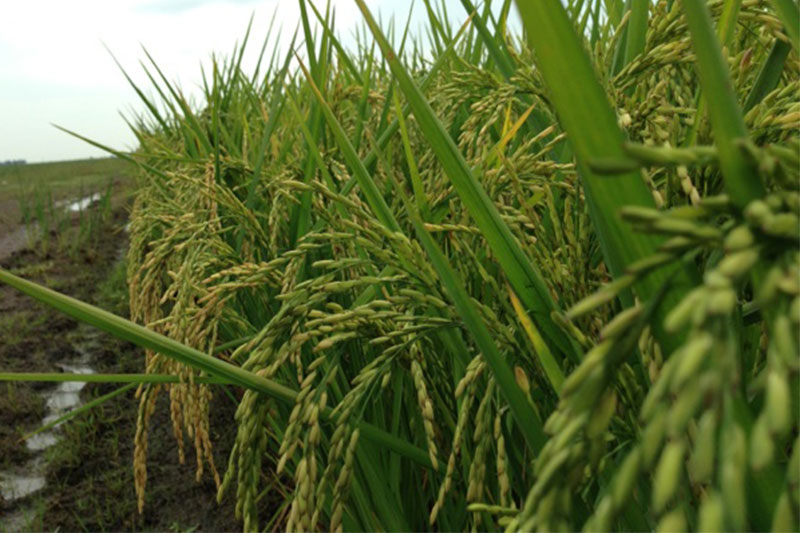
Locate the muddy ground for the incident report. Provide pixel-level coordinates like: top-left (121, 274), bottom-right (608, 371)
top-left (0, 185), bottom-right (240, 531)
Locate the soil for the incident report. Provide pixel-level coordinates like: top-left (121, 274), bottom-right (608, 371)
top-left (0, 196), bottom-right (22, 246)
top-left (0, 188), bottom-right (240, 531)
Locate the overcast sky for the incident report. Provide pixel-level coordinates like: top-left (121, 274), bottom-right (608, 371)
top-left (0, 0), bottom-right (518, 163)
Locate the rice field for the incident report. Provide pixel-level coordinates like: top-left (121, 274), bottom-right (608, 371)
top-left (1, 0), bottom-right (798, 531)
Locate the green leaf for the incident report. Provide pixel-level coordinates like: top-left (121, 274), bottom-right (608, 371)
top-left (623, 0), bottom-right (648, 65)
top-left (684, 0), bottom-right (742, 147)
top-left (392, 90), bottom-right (431, 220)
top-left (681, 0), bottom-right (765, 209)
top-left (306, 0), bottom-right (361, 79)
top-left (294, 57), bottom-right (400, 233)
top-left (0, 268), bottom-right (433, 469)
top-left (717, 0), bottom-right (744, 47)
top-left (355, 0), bottom-right (581, 365)
top-left (376, 126), bottom-right (547, 452)
top-left (0, 372), bottom-right (229, 384)
top-left (103, 43), bottom-right (169, 134)
top-left (743, 39), bottom-right (792, 112)
top-left (769, 0), bottom-right (800, 52)
top-left (458, 0), bottom-right (515, 78)
top-left (141, 46), bottom-right (213, 156)
top-left (20, 383), bottom-right (136, 444)
top-left (514, 0), bottom-right (697, 353)
top-left (298, 28), bottom-right (546, 451)
top-left (52, 125), bottom-right (169, 183)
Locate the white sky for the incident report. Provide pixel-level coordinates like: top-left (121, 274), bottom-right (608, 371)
top-left (0, 0), bottom-right (516, 163)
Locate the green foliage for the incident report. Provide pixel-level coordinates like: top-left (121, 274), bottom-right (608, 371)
top-left (1, 0), bottom-right (798, 531)
top-left (16, 178), bottom-right (115, 257)
top-left (0, 157), bottom-right (130, 204)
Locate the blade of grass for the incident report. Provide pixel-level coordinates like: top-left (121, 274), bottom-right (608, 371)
top-left (306, 0), bottom-right (361, 78)
top-left (294, 55), bottom-right (399, 233)
top-left (225, 15), bottom-right (254, 106)
top-left (684, 0), bottom-right (743, 147)
top-left (514, 0), bottom-right (698, 353)
top-left (355, 0), bottom-right (581, 364)
top-left (103, 43), bottom-right (169, 134)
top-left (285, 89), bottom-right (338, 192)
top-left (508, 286), bottom-right (564, 393)
top-left (237, 36), bottom-right (298, 255)
top-left (141, 46), bottom-right (213, 156)
top-left (250, 6), bottom-right (278, 84)
top-left (0, 268), bottom-right (433, 469)
top-left (352, 42), bottom-right (376, 153)
top-left (378, 129), bottom-right (547, 452)
top-left (52, 125), bottom-right (169, 183)
top-left (20, 383), bottom-right (137, 444)
top-left (611, 0), bottom-right (632, 75)
top-left (577, 0), bottom-right (594, 40)
top-left (0, 372), bottom-right (230, 384)
top-left (422, 0), bottom-right (446, 55)
top-left (298, 48), bottom-right (546, 452)
top-left (590, 0), bottom-right (603, 46)
top-left (717, 0), bottom-right (744, 47)
top-left (743, 39), bottom-right (792, 112)
top-left (487, 102), bottom-right (536, 166)
top-left (603, 0), bottom-right (624, 26)
top-left (681, 0), bottom-right (764, 209)
top-left (339, 9), bottom-right (475, 198)
top-left (392, 90), bottom-right (430, 220)
top-left (623, 0), bottom-right (648, 66)
top-left (458, 0), bottom-right (515, 78)
top-left (769, 0), bottom-right (800, 51)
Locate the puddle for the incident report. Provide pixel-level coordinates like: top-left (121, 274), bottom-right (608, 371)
top-left (0, 224), bottom-right (34, 264)
top-left (60, 193), bottom-right (103, 213)
top-left (0, 330), bottom-right (98, 527)
top-left (20, 364), bottom-right (94, 455)
top-left (0, 463), bottom-right (46, 501)
top-left (1, 192), bottom-right (105, 263)
top-left (24, 433), bottom-right (59, 454)
top-left (0, 457), bottom-right (47, 531)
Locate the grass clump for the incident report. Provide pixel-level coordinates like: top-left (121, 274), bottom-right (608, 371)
top-left (1, 0), bottom-right (798, 531)
top-left (16, 172), bottom-right (121, 258)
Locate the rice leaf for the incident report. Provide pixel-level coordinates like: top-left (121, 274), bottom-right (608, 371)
top-left (769, 0), bottom-right (800, 51)
top-left (681, 0), bottom-right (764, 208)
top-left (623, 0), bottom-right (648, 65)
top-left (379, 130), bottom-right (547, 452)
top-left (20, 383), bottom-right (136, 444)
top-left (743, 39), bottom-right (792, 111)
top-left (355, 0), bottom-right (581, 363)
top-left (0, 268), bottom-right (434, 469)
top-left (514, 0), bottom-right (697, 352)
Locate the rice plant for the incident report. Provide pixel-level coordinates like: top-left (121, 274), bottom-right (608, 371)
top-left (1, 0), bottom-right (798, 530)
top-left (15, 177), bottom-right (116, 257)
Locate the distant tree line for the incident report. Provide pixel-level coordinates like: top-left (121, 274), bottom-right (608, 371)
top-left (0, 159), bottom-right (26, 166)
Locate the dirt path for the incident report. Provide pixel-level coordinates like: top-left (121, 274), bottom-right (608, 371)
top-left (0, 190), bottom-right (239, 531)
